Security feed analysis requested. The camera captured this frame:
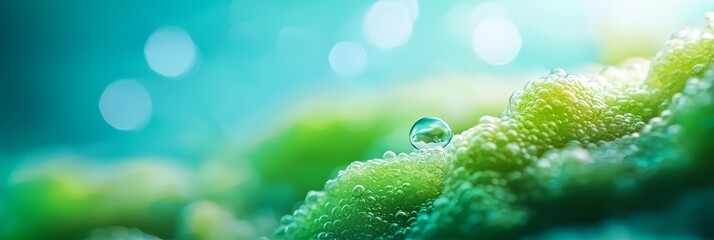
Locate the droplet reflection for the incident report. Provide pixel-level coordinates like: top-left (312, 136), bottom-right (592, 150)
top-left (409, 117), bottom-right (453, 149)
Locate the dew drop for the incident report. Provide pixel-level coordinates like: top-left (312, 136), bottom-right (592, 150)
top-left (549, 68), bottom-right (567, 77)
top-left (409, 117), bottom-right (453, 149)
top-left (280, 215), bottom-right (293, 225)
top-left (692, 63), bottom-right (706, 75)
top-left (285, 223), bottom-right (298, 236)
top-left (383, 150), bottom-right (397, 159)
top-left (305, 191), bottom-right (322, 204)
top-left (352, 185), bottom-right (365, 197)
top-left (323, 222), bottom-right (334, 231)
top-left (395, 210), bottom-right (407, 219)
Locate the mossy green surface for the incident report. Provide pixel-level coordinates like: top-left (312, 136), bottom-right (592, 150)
top-left (276, 148), bottom-right (447, 239)
top-left (278, 13), bottom-right (714, 239)
top-left (252, 76), bottom-right (511, 213)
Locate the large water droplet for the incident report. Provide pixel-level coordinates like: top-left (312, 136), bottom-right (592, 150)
top-left (409, 117), bottom-right (453, 149)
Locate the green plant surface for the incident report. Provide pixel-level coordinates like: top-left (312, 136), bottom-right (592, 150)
top-left (275, 148), bottom-right (447, 239)
top-left (251, 76), bottom-right (518, 210)
top-left (277, 13), bottom-right (714, 239)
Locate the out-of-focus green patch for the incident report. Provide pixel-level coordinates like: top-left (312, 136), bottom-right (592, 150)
top-left (2, 155), bottom-right (192, 239)
top-left (527, 187), bottom-right (714, 239)
top-left (178, 200), bottom-right (255, 240)
top-left (85, 226), bottom-right (161, 240)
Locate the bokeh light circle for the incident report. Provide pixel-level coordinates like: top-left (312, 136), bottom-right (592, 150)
top-left (144, 27), bottom-right (197, 78)
top-left (99, 79), bottom-right (153, 131)
top-left (328, 41), bottom-right (368, 77)
top-left (363, 1), bottom-right (413, 49)
top-left (471, 17), bottom-right (522, 65)
top-left (393, 0), bottom-right (419, 20)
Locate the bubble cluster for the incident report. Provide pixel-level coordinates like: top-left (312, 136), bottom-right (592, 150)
top-left (515, 65), bottom-right (714, 239)
top-left (278, 13), bottom-right (714, 240)
top-left (647, 12), bottom-right (714, 93)
top-left (276, 148), bottom-right (447, 239)
top-left (417, 14), bottom-right (714, 239)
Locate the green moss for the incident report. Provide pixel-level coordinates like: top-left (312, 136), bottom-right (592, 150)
top-left (278, 13), bottom-right (714, 240)
top-left (276, 148), bottom-right (446, 239)
top-left (252, 77), bottom-right (510, 213)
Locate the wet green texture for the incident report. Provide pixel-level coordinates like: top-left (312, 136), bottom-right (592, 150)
top-left (277, 148), bottom-right (447, 239)
top-left (278, 13), bottom-right (714, 240)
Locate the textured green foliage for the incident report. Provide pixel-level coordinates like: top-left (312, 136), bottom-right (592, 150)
top-left (279, 13), bottom-right (714, 240)
top-left (421, 13), bottom-right (714, 239)
top-left (253, 77), bottom-right (510, 209)
top-left (277, 148), bottom-right (446, 239)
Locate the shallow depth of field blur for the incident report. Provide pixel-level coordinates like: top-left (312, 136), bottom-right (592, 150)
top-left (0, 0), bottom-right (712, 239)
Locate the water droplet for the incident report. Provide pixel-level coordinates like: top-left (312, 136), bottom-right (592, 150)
top-left (323, 222), bottom-right (334, 231)
top-left (352, 185), bottom-right (365, 197)
top-left (383, 151), bottom-right (397, 159)
top-left (395, 210), bottom-right (407, 219)
top-left (549, 68), bottom-right (567, 77)
top-left (409, 117), bottom-right (453, 149)
top-left (280, 215), bottom-right (293, 225)
top-left (692, 63), bottom-right (706, 75)
top-left (285, 223), bottom-right (298, 236)
top-left (305, 191), bottom-right (322, 204)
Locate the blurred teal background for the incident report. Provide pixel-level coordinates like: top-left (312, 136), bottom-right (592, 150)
top-left (0, 0), bottom-right (712, 239)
